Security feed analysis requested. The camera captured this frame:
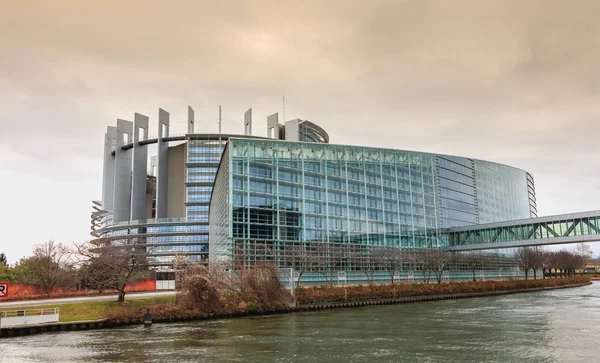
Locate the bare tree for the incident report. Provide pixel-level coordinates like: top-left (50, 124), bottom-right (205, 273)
top-left (405, 249), bottom-right (432, 283)
top-left (75, 239), bottom-right (148, 302)
top-left (313, 242), bottom-right (344, 285)
top-left (464, 251), bottom-right (488, 282)
top-left (568, 251), bottom-right (585, 276)
top-left (25, 241), bottom-right (75, 295)
top-left (530, 247), bottom-right (545, 280)
top-left (282, 243), bottom-right (322, 288)
top-left (547, 249), bottom-right (583, 278)
top-left (360, 247), bottom-right (380, 285)
top-left (553, 250), bottom-right (568, 278)
top-left (575, 243), bottom-right (593, 273)
top-left (430, 248), bottom-right (451, 284)
top-left (538, 248), bottom-right (552, 279)
top-left (372, 247), bottom-right (403, 283)
top-left (515, 247), bottom-right (537, 280)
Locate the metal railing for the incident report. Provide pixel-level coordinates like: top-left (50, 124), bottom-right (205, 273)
top-left (0, 308), bottom-right (59, 318)
top-left (446, 210), bottom-right (600, 251)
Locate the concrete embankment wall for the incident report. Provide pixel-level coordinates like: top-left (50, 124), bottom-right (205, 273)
top-left (0, 282), bottom-right (591, 339)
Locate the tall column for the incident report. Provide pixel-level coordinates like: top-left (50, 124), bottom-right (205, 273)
top-left (130, 113), bottom-right (149, 221)
top-left (101, 126), bottom-right (117, 211)
top-left (188, 106), bottom-right (194, 134)
top-left (244, 108), bottom-right (252, 136)
top-left (284, 119), bottom-right (300, 141)
top-left (267, 112), bottom-right (281, 139)
top-left (156, 108), bottom-right (170, 219)
top-left (113, 119), bottom-right (133, 223)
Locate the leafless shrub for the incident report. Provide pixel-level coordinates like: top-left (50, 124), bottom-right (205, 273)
top-left (238, 262), bottom-right (292, 311)
top-left (177, 264), bottom-right (225, 313)
top-left (178, 258), bottom-right (291, 313)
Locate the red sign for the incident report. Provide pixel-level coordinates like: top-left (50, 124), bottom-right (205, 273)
top-left (0, 282), bottom-right (7, 298)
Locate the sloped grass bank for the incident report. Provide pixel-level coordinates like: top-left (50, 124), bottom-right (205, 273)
top-left (295, 276), bottom-right (591, 305)
top-left (0, 296), bottom-right (175, 322)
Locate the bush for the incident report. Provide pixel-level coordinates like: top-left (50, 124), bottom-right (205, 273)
top-left (176, 262), bottom-right (291, 315)
top-left (178, 264), bottom-right (224, 313)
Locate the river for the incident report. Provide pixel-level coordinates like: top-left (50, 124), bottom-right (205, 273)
top-left (2, 282), bottom-right (600, 362)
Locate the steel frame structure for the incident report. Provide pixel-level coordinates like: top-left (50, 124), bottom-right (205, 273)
top-left (446, 210), bottom-right (600, 251)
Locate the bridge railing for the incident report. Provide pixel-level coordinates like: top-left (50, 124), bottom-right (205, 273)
top-left (446, 213), bottom-right (600, 251)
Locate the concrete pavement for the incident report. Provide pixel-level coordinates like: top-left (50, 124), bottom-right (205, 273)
top-left (0, 291), bottom-right (176, 308)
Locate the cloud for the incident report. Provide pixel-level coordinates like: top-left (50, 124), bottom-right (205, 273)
top-left (1, 0), bottom-right (600, 259)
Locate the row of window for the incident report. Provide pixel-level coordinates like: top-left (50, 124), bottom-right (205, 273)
top-left (146, 234), bottom-right (208, 243)
top-left (147, 245), bottom-right (207, 253)
top-left (232, 207), bottom-right (435, 225)
top-left (240, 169), bottom-right (434, 188)
top-left (187, 155), bottom-right (222, 163)
top-left (231, 222), bottom-right (438, 241)
top-left (232, 158), bottom-right (435, 175)
top-left (232, 192), bottom-right (435, 211)
top-left (436, 157), bottom-right (473, 177)
top-left (187, 175), bottom-right (216, 183)
top-left (233, 176), bottom-right (435, 197)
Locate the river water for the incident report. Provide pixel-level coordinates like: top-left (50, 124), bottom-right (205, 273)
top-left (2, 282), bottom-right (600, 363)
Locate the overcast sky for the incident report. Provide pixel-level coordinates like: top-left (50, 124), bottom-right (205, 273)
top-left (1, 1), bottom-right (600, 262)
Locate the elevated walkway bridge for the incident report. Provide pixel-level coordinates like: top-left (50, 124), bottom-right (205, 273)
top-left (445, 210), bottom-right (600, 251)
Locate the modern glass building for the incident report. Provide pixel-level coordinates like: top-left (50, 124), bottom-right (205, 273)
top-left (91, 107), bottom-right (330, 270)
top-left (208, 138), bottom-right (537, 283)
top-left (92, 104), bottom-right (537, 283)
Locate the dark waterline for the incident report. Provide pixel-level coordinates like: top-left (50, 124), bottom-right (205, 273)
top-left (2, 282), bottom-right (600, 363)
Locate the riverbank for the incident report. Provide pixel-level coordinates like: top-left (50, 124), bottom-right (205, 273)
top-left (295, 276), bottom-right (592, 305)
top-left (0, 277), bottom-right (591, 338)
top-left (0, 296), bottom-right (175, 322)
top-left (4, 281), bottom-right (598, 362)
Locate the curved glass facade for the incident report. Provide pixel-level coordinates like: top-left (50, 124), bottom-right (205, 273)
top-left (94, 119), bottom-right (536, 278)
top-left (91, 218), bottom-right (208, 267)
top-left (186, 138), bottom-right (226, 223)
top-left (474, 160), bottom-right (532, 224)
top-left (209, 138), bottom-right (536, 271)
top-left (298, 120), bottom-right (330, 143)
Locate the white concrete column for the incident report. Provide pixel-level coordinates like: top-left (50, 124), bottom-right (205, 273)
top-left (113, 119), bottom-right (133, 223)
top-left (188, 106), bottom-right (194, 134)
top-left (244, 108), bottom-right (252, 136)
top-left (156, 109), bottom-right (170, 219)
top-left (284, 119), bottom-right (300, 141)
top-left (101, 126), bottom-right (117, 212)
top-left (130, 113), bottom-right (149, 221)
top-left (267, 112), bottom-right (281, 139)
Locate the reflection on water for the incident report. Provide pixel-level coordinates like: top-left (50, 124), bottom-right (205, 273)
top-left (2, 282), bottom-right (600, 363)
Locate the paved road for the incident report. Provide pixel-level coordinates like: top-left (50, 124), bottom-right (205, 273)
top-left (0, 291), bottom-right (176, 308)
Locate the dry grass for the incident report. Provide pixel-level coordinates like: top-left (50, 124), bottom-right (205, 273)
top-left (295, 276), bottom-right (591, 305)
top-left (0, 296), bottom-right (176, 322)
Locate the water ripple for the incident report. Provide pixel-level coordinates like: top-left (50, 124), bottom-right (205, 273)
top-left (2, 282), bottom-right (600, 362)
